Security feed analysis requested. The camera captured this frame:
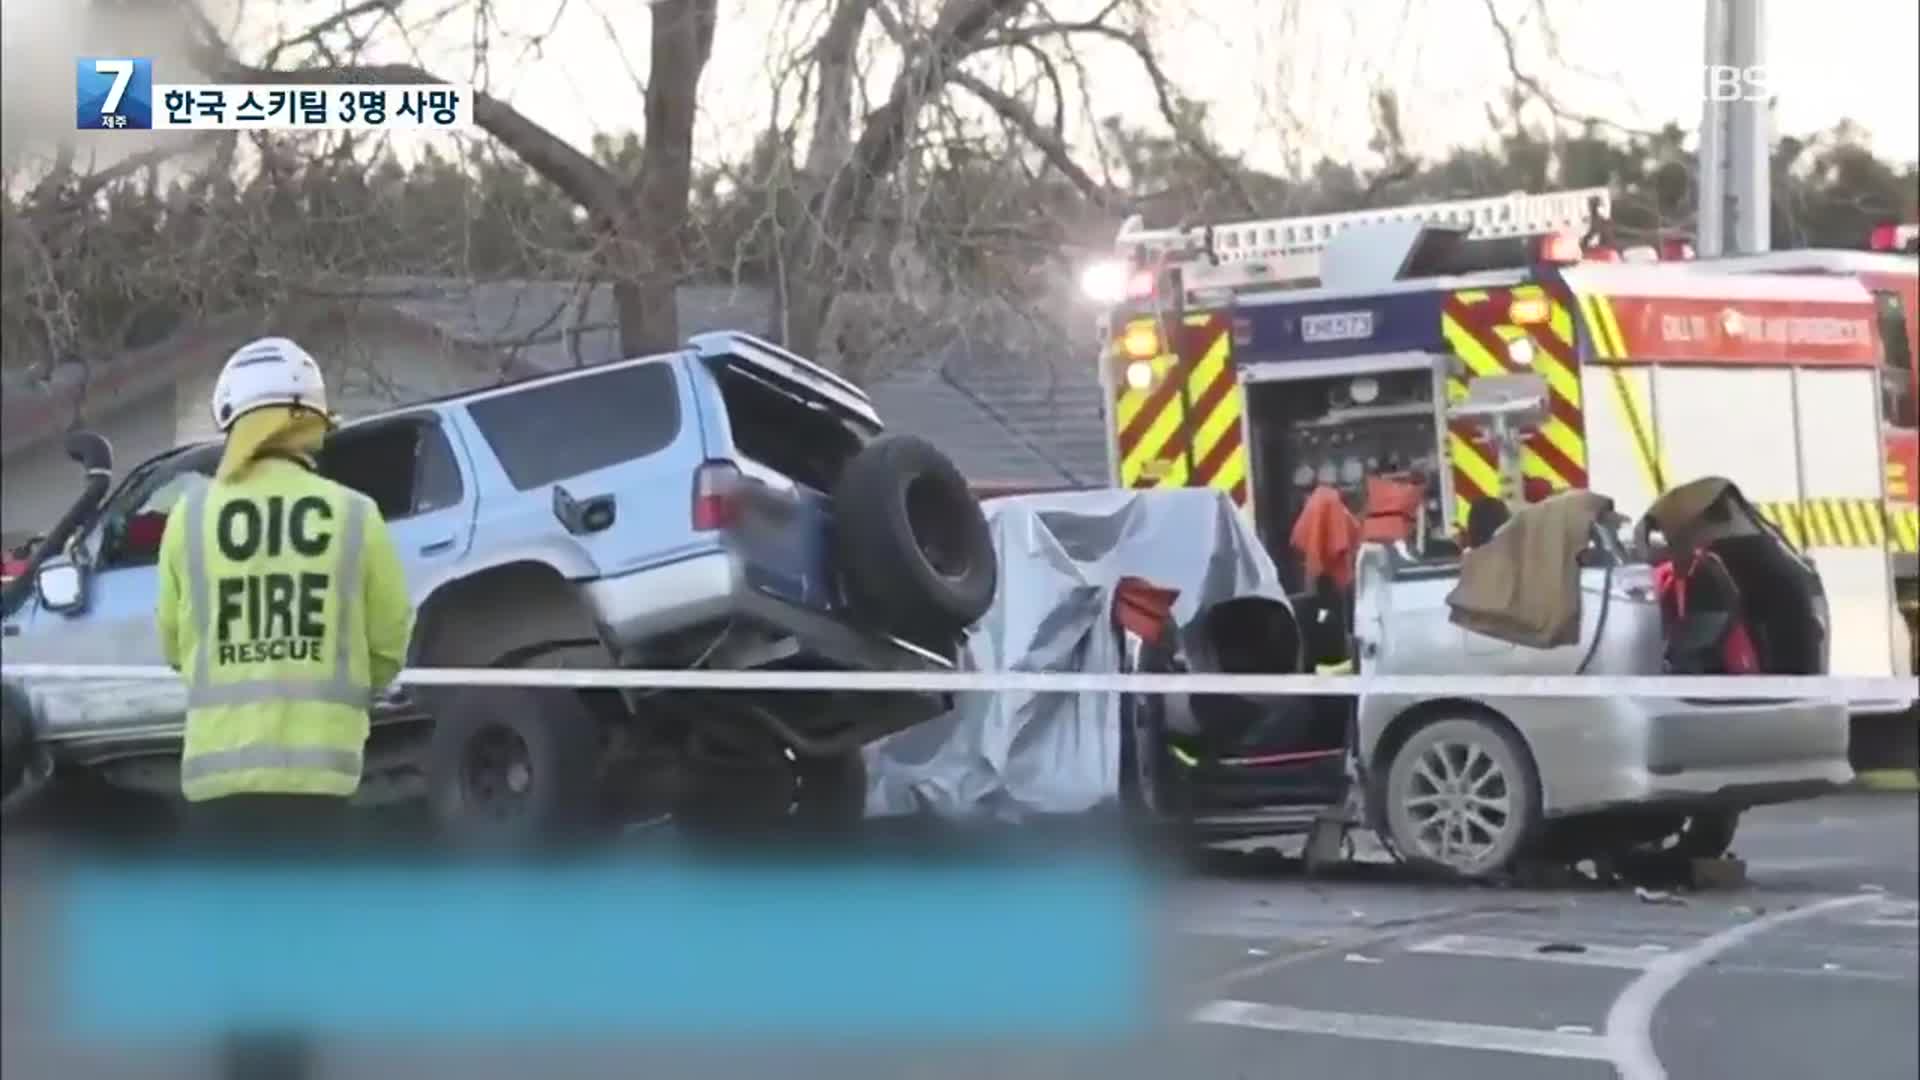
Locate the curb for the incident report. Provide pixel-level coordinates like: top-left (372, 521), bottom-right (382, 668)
top-left (1854, 769), bottom-right (1920, 793)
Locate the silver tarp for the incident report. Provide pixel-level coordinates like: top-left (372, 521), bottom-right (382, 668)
top-left (864, 487), bottom-right (1287, 820)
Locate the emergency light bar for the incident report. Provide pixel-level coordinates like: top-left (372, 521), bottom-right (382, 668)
top-left (1082, 188), bottom-right (1612, 302)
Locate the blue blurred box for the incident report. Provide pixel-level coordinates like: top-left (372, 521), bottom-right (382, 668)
top-left (49, 853), bottom-right (1154, 1042)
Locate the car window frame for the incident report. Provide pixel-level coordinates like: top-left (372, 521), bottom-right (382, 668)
top-left (320, 411), bottom-right (469, 522)
top-left (405, 413), bottom-right (467, 518)
top-left (84, 443), bottom-right (220, 570)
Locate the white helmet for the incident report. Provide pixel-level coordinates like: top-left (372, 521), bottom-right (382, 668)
top-left (210, 336), bottom-right (331, 432)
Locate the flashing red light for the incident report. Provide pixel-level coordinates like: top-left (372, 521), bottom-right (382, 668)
top-left (1125, 269), bottom-right (1157, 301)
top-left (1538, 232), bottom-right (1583, 264)
top-left (1584, 246), bottom-right (1621, 263)
top-left (691, 460), bottom-right (742, 530)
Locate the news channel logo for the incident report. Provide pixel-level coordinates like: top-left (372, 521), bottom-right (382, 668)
top-left (76, 57), bottom-right (153, 130)
top-left (1700, 64), bottom-right (1783, 103)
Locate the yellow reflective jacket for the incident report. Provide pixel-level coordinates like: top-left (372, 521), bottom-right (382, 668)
top-left (156, 457), bottom-right (413, 801)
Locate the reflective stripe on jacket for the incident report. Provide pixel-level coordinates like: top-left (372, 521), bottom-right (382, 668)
top-left (156, 457), bottom-right (414, 802)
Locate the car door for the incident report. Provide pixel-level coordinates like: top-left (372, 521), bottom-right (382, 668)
top-left (23, 446), bottom-right (219, 740)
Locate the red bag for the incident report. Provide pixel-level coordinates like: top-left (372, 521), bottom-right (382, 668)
top-left (1654, 552), bottom-right (1761, 674)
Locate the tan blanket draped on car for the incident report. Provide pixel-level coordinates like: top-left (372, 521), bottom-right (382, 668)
top-left (1445, 490), bottom-right (1615, 649)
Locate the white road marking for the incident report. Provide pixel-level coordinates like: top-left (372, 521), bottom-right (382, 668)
top-left (1861, 916), bottom-right (1919, 930)
top-left (1852, 898), bottom-right (1919, 929)
top-left (1744, 856), bottom-right (1867, 873)
top-left (1603, 893), bottom-right (1885, 1080)
top-left (1190, 1000), bottom-right (1612, 1061)
top-left (1408, 933), bottom-right (1660, 970)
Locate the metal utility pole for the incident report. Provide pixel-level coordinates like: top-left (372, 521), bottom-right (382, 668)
top-left (1699, 0), bottom-right (1771, 255)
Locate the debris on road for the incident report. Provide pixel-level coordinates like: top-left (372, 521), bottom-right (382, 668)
top-left (1537, 942), bottom-right (1588, 955)
top-left (1636, 886), bottom-right (1689, 906)
top-left (1343, 953), bottom-right (1384, 965)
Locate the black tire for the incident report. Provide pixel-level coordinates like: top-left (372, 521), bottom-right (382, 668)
top-left (425, 686), bottom-right (602, 845)
top-left (1380, 714), bottom-right (1542, 880)
top-left (792, 750), bottom-right (868, 828)
top-left (833, 434), bottom-right (996, 641)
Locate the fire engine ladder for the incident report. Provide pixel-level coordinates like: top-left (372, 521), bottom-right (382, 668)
top-left (1115, 187), bottom-right (1612, 296)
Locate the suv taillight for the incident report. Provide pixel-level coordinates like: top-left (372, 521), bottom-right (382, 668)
top-left (692, 460), bottom-right (742, 531)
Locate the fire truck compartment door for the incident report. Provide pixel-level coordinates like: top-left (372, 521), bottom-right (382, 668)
top-left (1650, 364), bottom-right (1895, 678)
top-left (1791, 367), bottom-right (1898, 680)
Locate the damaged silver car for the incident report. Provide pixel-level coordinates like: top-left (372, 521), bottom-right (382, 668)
top-left (878, 480), bottom-right (1852, 880)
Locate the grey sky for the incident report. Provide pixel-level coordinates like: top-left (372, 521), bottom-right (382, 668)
top-left (4, 0), bottom-right (1916, 185)
top-left (421, 0), bottom-right (1920, 171)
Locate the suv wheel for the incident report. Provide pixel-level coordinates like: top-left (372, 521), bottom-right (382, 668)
top-left (426, 686), bottom-right (601, 845)
top-left (834, 434), bottom-right (996, 641)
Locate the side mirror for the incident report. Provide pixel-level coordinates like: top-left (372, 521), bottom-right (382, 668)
top-left (36, 559), bottom-right (85, 613)
top-left (64, 430), bottom-right (114, 475)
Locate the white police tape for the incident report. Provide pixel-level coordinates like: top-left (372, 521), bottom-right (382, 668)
top-left (1, 663), bottom-right (1914, 703)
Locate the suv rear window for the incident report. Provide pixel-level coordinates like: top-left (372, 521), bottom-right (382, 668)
top-left (467, 362), bottom-right (680, 491)
top-left (710, 363), bottom-right (867, 493)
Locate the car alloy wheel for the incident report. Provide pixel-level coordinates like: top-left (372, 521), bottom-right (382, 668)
top-left (1383, 716), bottom-right (1540, 879)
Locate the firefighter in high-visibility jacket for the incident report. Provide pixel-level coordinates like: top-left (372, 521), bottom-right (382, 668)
top-left (157, 337), bottom-right (413, 827)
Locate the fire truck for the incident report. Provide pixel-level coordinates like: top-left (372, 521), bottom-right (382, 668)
top-left (1082, 188), bottom-right (1913, 695)
top-left (1698, 223), bottom-right (1919, 656)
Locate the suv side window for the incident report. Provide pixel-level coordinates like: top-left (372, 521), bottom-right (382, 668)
top-left (413, 423), bottom-right (465, 515)
top-left (466, 362), bottom-right (681, 491)
top-left (94, 448), bottom-right (219, 569)
top-left (1875, 289), bottom-right (1917, 426)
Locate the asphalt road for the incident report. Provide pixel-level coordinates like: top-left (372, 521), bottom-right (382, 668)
top-left (4, 792), bottom-right (1916, 1080)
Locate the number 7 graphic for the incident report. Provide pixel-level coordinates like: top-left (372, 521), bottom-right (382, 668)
top-left (76, 56), bottom-right (152, 130)
top-left (95, 59), bottom-right (134, 114)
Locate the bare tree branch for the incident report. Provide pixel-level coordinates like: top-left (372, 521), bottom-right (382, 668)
top-left (948, 69), bottom-right (1117, 206)
top-left (1478, 0), bottom-right (1667, 141)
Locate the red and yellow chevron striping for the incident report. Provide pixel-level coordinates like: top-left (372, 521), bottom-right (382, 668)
top-left (1441, 285), bottom-right (1588, 525)
top-left (1756, 499), bottom-right (1920, 554)
top-left (1112, 313), bottom-right (1249, 506)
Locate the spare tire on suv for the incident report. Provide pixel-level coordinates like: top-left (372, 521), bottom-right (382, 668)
top-left (833, 434), bottom-right (996, 643)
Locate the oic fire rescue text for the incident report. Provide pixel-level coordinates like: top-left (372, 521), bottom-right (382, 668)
top-left (211, 494), bottom-right (339, 667)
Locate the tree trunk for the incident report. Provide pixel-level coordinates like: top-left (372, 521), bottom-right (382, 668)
top-left (623, 0), bottom-right (719, 354)
top-left (769, 0), bottom-right (869, 359)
